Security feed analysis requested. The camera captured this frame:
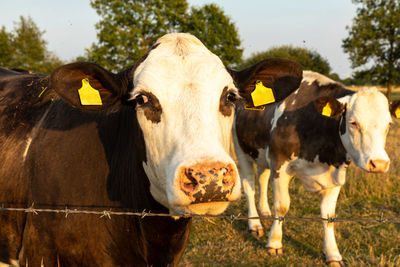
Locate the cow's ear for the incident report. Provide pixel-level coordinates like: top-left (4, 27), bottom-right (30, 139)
top-left (228, 58), bottom-right (302, 108)
top-left (314, 96), bottom-right (345, 119)
top-left (50, 62), bottom-right (125, 111)
top-left (390, 100), bottom-right (400, 119)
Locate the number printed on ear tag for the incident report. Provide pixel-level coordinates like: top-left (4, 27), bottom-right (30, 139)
top-left (244, 104), bottom-right (265, 111)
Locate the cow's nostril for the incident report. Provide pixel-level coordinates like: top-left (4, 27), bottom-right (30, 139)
top-left (181, 169), bottom-right (199, 193)
top-left (369, 160), bottom-right (376, 169)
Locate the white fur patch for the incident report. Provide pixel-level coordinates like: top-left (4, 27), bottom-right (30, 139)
top-left (288, 156), bottom-right (347, 192)
top-left (270, 102), bottom-right (286, 131)
top-left (23, 104), bottom-right (52, 161)
top-left (303, 70), bottom-right (336, 86)
top-left (0, 260), bottom-right (18, 267)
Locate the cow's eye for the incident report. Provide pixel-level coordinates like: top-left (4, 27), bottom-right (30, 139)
top-left (136, 94), bottom-right (149, 105)
top-left (349, 121), bottom-right (359, 130)
top-left (226, 91), bottom-right (239, 103)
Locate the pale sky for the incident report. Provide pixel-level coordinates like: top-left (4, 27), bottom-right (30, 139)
top-left (0, 0), bottom-right (357, 78)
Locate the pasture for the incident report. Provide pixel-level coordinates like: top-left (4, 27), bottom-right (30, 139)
top-left (180, 119), bottom-right (400, 266)
top-left (348, 86), bottom-right (400, 101)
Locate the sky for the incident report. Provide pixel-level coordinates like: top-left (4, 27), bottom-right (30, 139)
top-left (0, 0), bottom-right (358, 78)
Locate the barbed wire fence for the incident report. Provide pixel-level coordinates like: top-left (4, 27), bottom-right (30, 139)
top-left (1, 203), bottom-right (400, 224)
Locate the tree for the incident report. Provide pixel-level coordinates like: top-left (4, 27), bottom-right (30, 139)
top-left (88, 0), bottom-right (188, 71)
top-left (181, 4), bottom-right (242, 67)
top-left (0, 26), bottom-right (14, 65)
top-left (86, 0), bottom-right (242, 71)
top-left (0, 16), bottom-right (64, 74)
top-left (342, 0), bottom-right (400, 100)
top-left (240, 45), bottom-right (332, 75)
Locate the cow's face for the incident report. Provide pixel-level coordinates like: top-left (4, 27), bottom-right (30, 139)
top-left (130, 34), bottom-right (240, 215)
top-left (339, 88), bottom-right (391, 172)
top-left (49, 33), bottom-right (303, 215)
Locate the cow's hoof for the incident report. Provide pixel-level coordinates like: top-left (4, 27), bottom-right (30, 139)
top-left (248, 227), bottom-right (264, 238)
top-left (326, 260), bottom-right (344, 267)
top-left (266, 247), bottom-right (283, 256)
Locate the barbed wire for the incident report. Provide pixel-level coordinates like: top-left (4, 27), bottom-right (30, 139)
top-left (1, 203), bottom-right (400, 224)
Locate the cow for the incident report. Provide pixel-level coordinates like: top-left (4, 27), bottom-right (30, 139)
top-left (0, 33), bottom-right (302, 266)
top-left (233, 70), bottom-right (398, 265)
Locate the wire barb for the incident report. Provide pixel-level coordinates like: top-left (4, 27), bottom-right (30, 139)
top-left (141, 209), bottom-right (147, 219)
top-left (274, 216), bottom-right (285, 222)
top-left (26, 203), bottom-right (38, 215)
top-left (100, 210), bottom-right (112, 219)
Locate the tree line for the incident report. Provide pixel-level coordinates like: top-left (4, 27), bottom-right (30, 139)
top-left (0, 0), bottom-right (398, 98)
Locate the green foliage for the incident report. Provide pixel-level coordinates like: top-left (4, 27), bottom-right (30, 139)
top-left (342, 0), bottom-right (400, 99)
top-left (239, 45), bottom-right (331, 76)
top-left (0, 16), bottom-right (64, 74)
top-left (86, 0), bottom-right (242, 71)
top-left (87, 0), bottom-right (188, 71)
top-left (181, 4), bottom-right (242, 67)
top-left (0, 26), bottom-right (14, 65)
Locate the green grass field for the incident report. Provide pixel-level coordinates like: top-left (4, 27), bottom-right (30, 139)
top-left (392, 92), bottom-right (400, 101)
top-left (180, 120), bottom-right (400, 266)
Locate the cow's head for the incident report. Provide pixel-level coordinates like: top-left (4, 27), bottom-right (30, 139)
top-left (316, 88), bottom-right (396, 173)
top-left (49, 33), bottom-right (302, 215)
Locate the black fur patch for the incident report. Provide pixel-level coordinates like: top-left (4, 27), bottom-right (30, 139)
top-left (138, 92), bottom-right (163, 123)
top-left (219, 87), bottom-right (235, 117)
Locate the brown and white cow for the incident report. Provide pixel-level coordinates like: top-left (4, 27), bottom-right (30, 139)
top-left (0, 33), bottom-right (302, 266)
top-left (233, 71), bottom-right (398, 264)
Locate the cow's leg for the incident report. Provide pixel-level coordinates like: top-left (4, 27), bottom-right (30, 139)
top-left (266, 169), bottom-right (291, 255)
top-left (235, 146), bottom-right (263, 237)
top-left (320, 186), bottom-right (343, 265)
top-left (258, 167), bottom-right (271, 216)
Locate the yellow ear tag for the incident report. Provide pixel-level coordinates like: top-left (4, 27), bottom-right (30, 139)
top-left (395, 106), bottom-right (400, 119)
top-left (321, 102), bottom-right (332, 117)
top-left (251, 80), bottom-right (275, 107)
top-left (78, 78), bottom-right (103, 106)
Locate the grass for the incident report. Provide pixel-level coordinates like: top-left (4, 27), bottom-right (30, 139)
top-left (180, 120), bottom-right (400, 266)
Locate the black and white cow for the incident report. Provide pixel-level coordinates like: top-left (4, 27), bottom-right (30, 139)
top-left (0, 33), bottom-right (302, 266)
top-left (233, 70), bottom-right (398, 265)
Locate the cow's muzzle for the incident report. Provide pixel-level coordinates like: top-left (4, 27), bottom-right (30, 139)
top-left (178, 161), bottom-right (236, 203)
top-left (367, 159), bottom-right (390, 173)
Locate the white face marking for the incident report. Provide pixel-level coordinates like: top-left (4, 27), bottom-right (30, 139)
top-left (303, 70), bottom-right (336, 86)
top-left (339, 88), bottom-right (391, 171)
top-left (270, 101), bottom-right (286, 131)
top-left (131, 33), bottom-right (240, 214)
